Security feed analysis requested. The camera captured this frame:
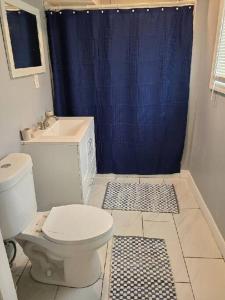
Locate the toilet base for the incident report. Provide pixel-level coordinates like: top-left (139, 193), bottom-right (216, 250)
top-left (31, 250), bottom-right (102, 288)
top-left (21, 239), bottom-right (102, 288)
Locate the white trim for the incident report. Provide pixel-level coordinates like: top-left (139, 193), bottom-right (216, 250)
top-left (209, 80), bottom-right (225, 95)
top-left (182, 170), bottom-right (225, 259)
top-left (0, 0), bottom-right (46, 78)
top-left (210, 0), bottom-right (225, 95)
top-left (95, 173), bottom-right (182, 178)
top-left (45, 0), bottom-right (195, 11)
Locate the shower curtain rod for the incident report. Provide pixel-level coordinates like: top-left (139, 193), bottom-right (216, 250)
top-left (45, 0), bottom-right (195, 11)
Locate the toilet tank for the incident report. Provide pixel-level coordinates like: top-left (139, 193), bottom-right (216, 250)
top-left (0, 153), bottom-right (37, 240)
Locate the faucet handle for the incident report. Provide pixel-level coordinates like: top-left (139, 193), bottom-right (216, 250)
top-left (45, 111), bottom-right (58, 122)
top-left (45, 111), bottom-right (54, 118)
top-left (37, 121), bottom-right (44, 130)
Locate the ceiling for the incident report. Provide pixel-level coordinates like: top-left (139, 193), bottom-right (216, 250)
top-left (45, 0), bottom-right (99, 6)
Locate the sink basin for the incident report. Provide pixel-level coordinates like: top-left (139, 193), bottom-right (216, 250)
top-left (24, 117), bottom-right (94, 143)
top-left (43, 119), bottom-right (85, 137)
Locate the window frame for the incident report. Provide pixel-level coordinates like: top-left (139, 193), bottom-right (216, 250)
top-left (210, 0), bottom-right (225, 94)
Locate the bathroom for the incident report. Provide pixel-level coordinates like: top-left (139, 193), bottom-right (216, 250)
top-left (0, 0), bottom-right (225, 299)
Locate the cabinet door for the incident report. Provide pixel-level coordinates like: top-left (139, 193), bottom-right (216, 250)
top-left (79, 120), bottom-right (96, 183)
top-left (22, 143), bottom-right (82, 210)
top-left (79, 120), bottom-right (96, 202)
top-left (87, 125), bottom-right (96, 170)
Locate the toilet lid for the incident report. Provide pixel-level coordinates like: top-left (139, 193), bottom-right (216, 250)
top-left (42, 204), bottom-right (113, 245)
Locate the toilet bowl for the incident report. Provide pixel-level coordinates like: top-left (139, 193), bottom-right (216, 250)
top-left (0, 153), bottom-right (114, 287)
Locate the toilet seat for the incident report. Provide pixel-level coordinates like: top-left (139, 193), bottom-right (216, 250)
top-left (17, 205), bottom-right (114, 287)
top-left (42, 204), bottom-right (114, 245)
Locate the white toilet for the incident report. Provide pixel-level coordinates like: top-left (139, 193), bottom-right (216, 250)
top-left (0, 153), bottom-right (114, 288)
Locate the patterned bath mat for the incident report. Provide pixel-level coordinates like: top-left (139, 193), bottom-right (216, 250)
top-left (103, 182), bottom-right (179, 213)
top-left (110, 236), bottom-right (177, 300)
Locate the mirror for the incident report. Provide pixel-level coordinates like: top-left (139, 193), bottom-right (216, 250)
top-left (0, 0), bottom-right (46, 78)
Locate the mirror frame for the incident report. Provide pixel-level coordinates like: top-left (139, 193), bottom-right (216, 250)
top-left (0, 0), bottom-right (46, 78)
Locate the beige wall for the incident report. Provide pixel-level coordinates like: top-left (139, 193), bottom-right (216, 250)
top-left (0, 2), bottom-right (52, 297)
top-left (181, 0), bottom-right (201, 168)
top-left (187, 0), bottom-right (225, 239)
top-left (0, 0), bottom-right (53, 159)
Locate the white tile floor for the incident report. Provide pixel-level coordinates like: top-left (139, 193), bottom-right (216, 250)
top-left (12, 174), bottom-right (225, 300)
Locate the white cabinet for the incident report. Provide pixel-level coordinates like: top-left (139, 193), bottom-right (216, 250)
top-left (21, 117), bottom-right (96, 211)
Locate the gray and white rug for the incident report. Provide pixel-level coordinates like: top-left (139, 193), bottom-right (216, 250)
top-left (110, 236), bottom-right (177, 300)
top-left (103, 182), bottom-right (179, 213)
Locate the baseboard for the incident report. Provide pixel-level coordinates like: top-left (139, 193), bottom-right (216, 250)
top-left (96, 172), bottom-right (182, 178)
top-left (182, 170), bottom-right (225, 259)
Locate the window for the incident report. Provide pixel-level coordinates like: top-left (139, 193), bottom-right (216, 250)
top-left (210, 0), bottom-right (225, 94)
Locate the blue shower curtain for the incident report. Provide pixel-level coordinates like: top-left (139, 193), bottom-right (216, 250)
top-left (46, 6), bottom-right (193, 174)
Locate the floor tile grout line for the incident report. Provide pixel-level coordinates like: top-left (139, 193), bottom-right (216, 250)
top-left (13, 257), bottom-right (28, 285)
top-left (184, 256), bottom-right (224, 260)
top-left (101, 197), bottom-right (113, 299)
top-left (105, 242), bottom-right (113, 300)
top-left (53, 286), bottom-right (59, 300)
top-left (175, 281), bottom-right (193, 284)
top-left (141, 213), bottom-right (144, 237)
top-left (144, 220), bottom-right (171, 223)
top-left (100, 241), bottom-right (110, 300)
top-left (172, 213), bottom-right (196, 300)
top-left (180, 207), bottom-right (201, 210)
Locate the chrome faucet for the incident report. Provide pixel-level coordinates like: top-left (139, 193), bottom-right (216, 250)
top-left (37, 112), bottom-right (58, 130)
top-left (43, 117), bottom-right (50, 129)
top-left (37, 120), bottom-right (46, 130)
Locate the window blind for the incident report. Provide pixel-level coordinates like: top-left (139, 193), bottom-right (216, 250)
top-left (215, 7), bottom-right (225, 82)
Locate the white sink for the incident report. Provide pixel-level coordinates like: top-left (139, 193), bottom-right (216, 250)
top-left (24, 117), bottom-right (94, 143)
top-left (43, 119), bottom-right (85, 137)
